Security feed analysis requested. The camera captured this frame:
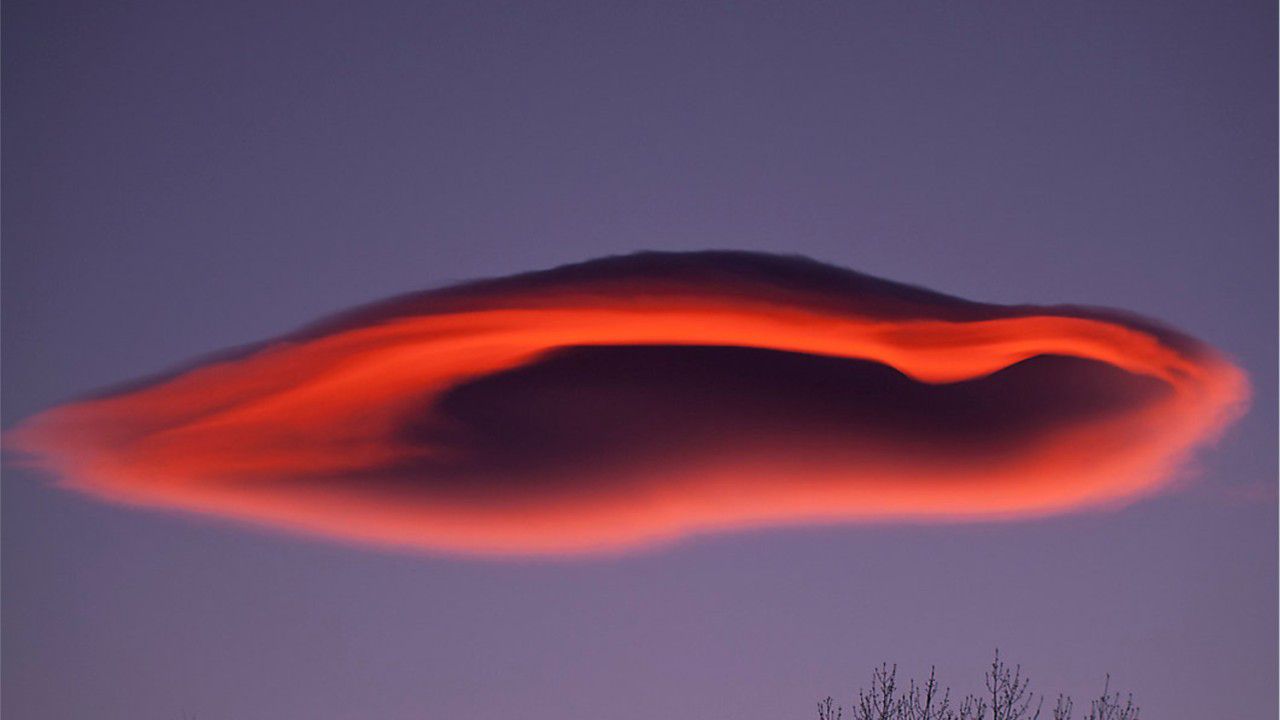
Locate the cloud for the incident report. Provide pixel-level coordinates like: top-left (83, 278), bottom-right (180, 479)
top-left (6, 252), bottom-right (1248, 555)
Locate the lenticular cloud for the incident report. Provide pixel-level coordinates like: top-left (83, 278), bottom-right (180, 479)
top-left (7, 252), bottom-right (1248, 555)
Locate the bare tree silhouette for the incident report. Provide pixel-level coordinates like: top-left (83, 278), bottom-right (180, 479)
top-left (819, 652), bottom-right (1139, 720)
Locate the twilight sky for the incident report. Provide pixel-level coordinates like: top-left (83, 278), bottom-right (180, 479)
top-left (3, 1), bottom-right (1276, 719)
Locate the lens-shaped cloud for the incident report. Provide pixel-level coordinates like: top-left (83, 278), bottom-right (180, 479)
top-left (6, 252), bottom-right (1248, 555)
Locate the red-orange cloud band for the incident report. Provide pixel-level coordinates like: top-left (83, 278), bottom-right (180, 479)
top-left (6, 253), bottom-right (1248, 555)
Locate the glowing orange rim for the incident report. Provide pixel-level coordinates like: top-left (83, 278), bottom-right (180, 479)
top-left (6, 265), bottom-right (1249, 555)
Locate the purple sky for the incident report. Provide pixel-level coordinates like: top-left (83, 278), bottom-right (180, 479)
top-left (3, 1), bottom-right (1275, 718)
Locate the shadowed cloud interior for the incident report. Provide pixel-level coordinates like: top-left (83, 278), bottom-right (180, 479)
top-left (6, 252), bottom-right (1249, 554)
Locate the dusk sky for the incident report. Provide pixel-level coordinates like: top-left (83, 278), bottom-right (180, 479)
top-left (3, 1), bottom-right (1276, 719)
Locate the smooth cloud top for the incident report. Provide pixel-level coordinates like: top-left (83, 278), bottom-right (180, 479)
top-left (6, 252), bottom-right (1248, 555)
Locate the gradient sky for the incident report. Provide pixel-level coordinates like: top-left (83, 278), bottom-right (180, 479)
top-left (3, 1), bottom-right (1276, 719)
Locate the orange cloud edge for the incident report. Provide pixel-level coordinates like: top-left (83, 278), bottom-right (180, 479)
top-left (5, 252), bottom-right (1249, 556)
